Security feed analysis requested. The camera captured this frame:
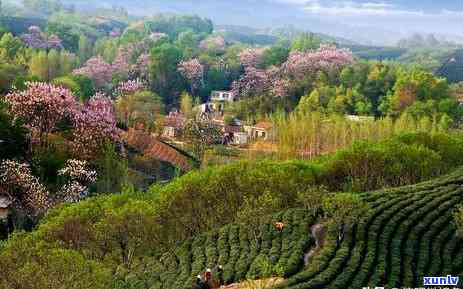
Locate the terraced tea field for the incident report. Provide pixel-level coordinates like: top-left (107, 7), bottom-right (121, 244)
top-left (151, 169), bottom-right (463, 289)
top-left (276, 169), bottom-right (463, 289)
top-left (149, 209), bottom-right (315, 289)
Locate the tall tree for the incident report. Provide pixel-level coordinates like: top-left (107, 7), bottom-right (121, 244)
top-left (5, 82), bottom-right (78, 148)
top-left (322, 193), bottom-right (370, 242)
top-left (150, 43), bottom-right (185, 108)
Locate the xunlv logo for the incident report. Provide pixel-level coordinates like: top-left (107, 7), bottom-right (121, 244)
top-left (424, 275), bottom-right (459, 286)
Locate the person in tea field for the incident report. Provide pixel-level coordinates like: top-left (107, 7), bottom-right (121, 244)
top-left (193, 275), bottom-right (207, 289)
top-left (275, 221), bottom-right (285, 232)
top-left (213, 265), bottom-right (224, 288)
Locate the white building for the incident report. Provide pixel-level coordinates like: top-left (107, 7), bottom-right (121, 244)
top-left (210, 90), bottom-right (237, 102)
top-left (233, 132), bottom-right (249, 145)
top-left (245, 121), bottom-right (274, 141)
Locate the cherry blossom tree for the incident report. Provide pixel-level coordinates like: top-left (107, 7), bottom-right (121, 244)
top-left (0, 158), bottom-right (98, 218)
top-left (231, 67), bottom-right (271, 98)
top-left (178, 58), bottom-right (204, 95)
top-left (239, 48), bottom-right (265, 68)
top-left (20, 26), bottom-right (63, 50)
top-left (231, 45), bottom-right (353, 98)
top-left (199, 35), bottom-right (226, 52)
top-left (282, 45), bottom-right (354, 81)
top-left (72, 93), bottom-right (119, 159)
top-left (73, 56), bottom-right (114, 89)
top-left (5, 82), bottom-right (78, 147)
top-left (57, 159), bottom-right (97, 203)
top-left (115, 79), bottom-right (146, 97)
top-left (0, 160), bottom-right (49, 216)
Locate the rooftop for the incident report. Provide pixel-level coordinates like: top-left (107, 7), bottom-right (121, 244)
top-left (254, 121), bottom-right (273, 130)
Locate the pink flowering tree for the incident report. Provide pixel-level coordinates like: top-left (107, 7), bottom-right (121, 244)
top-left (232, 45), bottom-right (354, 98)
top-left (239, 48), bottom-right (265, 68)
top-left (5, 82), bottom-right (78, 147)
top-left (115, 79), bottom-right (146, 97)
top-left (72, 93), bottom-right (119, 159)
top-left (0, 160), bottom-right (50, 217)
top-left (73, 56), bottom-right (114, 89)
top-left (282, 45), bottom-right (354, 82)
top-left (57, 159), bottom-right (97, 203)
top-left (0, 158), bottom-right (98, 220)
top-left (178, 58), bottom-right (204, 96)
top-left (231, 67), bottom-right (271, 98)
top-left (20, 26), bottom-right (63, 50)
top-left (199, 35), bottom-right (226, 52)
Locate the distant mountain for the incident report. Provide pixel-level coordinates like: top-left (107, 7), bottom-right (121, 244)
top-left (215, 24), bottom-right (359, 47)
top-left (59, 0), bottom-right (398, 45)
top-left (25, 0), bottom-right (463, 47)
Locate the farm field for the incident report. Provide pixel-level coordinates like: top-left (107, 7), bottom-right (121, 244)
top-left (147, 169), bottom-right (463, 289)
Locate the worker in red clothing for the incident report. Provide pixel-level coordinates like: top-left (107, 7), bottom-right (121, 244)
top-left (275, 221), bottom-right (285, 232)
top-left (204, 268), bottom-right (213, 289)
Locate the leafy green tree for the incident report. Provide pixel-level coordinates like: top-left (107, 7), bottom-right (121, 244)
top-left (150, 43), bottom-right (185, 108)
top-left (388, 68), bottom-right (449, 115)
top-left (297, 89), bottom-right (321, 114)
top-left (180, 91), bottom-right (194, 118)
top-left (72, 75), bottom-right (95, 102)
top-left (236, 191), bottom-right (282, 244)
top-left (322, 193), bottom-right (370, 242)
top-left (175, 30), bottom-right (200, 58)
top-left (0, 233), bottom-right (112, 289)
top-left (438, 113), bottom-right (453, 131)
top-left (53, 75), bottom-right (95, 103)
top-left (290, 32), bottom-right (321, 52)
top-left (145, 14), bottom-right (213, 39)
top-left (0, 33), bottom-right (24, 62)
top-left (47, 22), bottom-right (80, 51)
top-left (297, 185), bottom-right (328, 217)
top-left (93, 200), bottom-right (160, 269)
top-left (29, 50), bottom-right (49, 80)
top-left (93, 37), bottom-right (118, 63)
top-left (52, 76), bottom-right (81, 98)
top-left (183, 119), bottom-right (222, 162)
top-left (94, 144), bottom-right (128, 194)
top-left (115, 90), bottom-right (164, 129)
top-left (0, 102), bottom-right (28, 160)
top-left (47, 49), bottom-right (60, 79)
top-left (0, 63), bottom-right (25, 93)
top-left (262, 44), bottom-right (289, 67)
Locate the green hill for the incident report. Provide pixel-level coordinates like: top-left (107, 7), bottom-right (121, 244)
top-left (147, 209), bottom-right (315, 289)
top-left (2, 133), bottom-right (463, 289)
top-left (275, 169), bottom-right (463, 289)
top-left (147, 169), bottom-right (463, 289)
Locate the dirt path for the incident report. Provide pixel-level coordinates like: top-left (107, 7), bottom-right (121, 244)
top-left (304, 223), bottom-right (326, 266)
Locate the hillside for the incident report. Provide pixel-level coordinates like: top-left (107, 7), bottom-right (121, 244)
top-left (149, 209), bottom-right (315, 288)
top-left (146, 168), bottom-right (463, 289)
top-left (276, 170), bottom-right (463, 289)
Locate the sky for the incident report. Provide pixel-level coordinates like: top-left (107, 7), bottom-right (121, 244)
top-left (269, 0), bottom-right (463, 44)
top-left (71, 0), bottom-right (463, 45)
